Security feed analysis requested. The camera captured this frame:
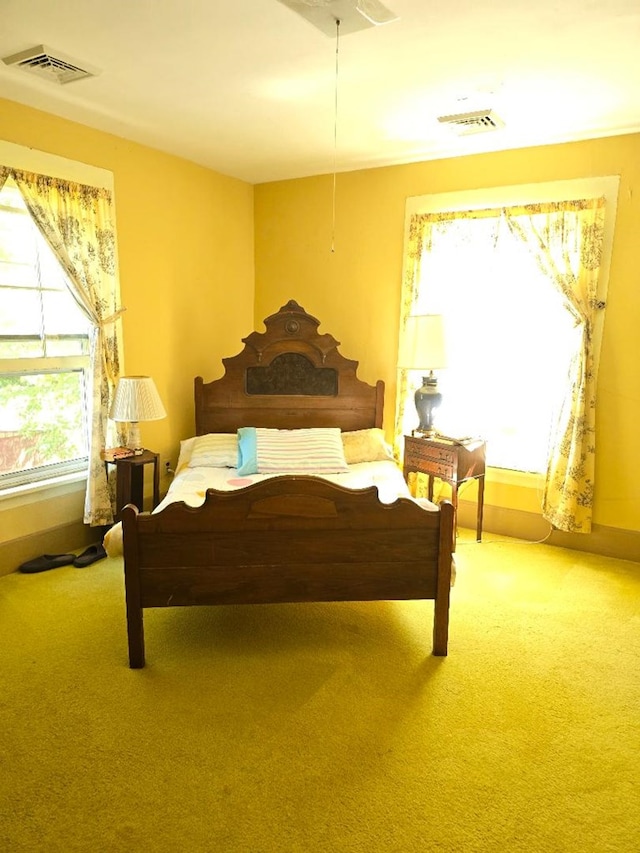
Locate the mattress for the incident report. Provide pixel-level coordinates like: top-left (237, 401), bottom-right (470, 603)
top-left (103, 459), bottom-right (437, 558)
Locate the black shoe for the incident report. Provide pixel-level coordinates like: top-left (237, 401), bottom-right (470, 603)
top-left (74, 544), bottom-right (107, 568)
top-left (19, 554), bottom-right (76, 574)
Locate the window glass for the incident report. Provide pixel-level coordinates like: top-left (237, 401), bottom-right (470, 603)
top-left (403, 215), bottom-right (575, 473)
top-left (0, 179), bottom-right (91, 487)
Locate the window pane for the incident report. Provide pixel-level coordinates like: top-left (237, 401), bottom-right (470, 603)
top-left (0, 212), bottom-right (35, 265)
top-left (0, 288), bottom-right (43, 336)
top-left (42, 289), bottom-right (91, 338)
top-left (0, 260), bottom-right (37, 288)
top-left (0, 371), bottom-right (88, 478)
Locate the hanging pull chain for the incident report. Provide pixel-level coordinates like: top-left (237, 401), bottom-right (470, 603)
top-left (331, 17), bottom-right (341, 254)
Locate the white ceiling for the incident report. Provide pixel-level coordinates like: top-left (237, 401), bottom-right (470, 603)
top-left (1, 0), bottom-right (639, 185)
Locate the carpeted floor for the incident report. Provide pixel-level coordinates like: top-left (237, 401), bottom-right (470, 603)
top-left (1, 530), bottom-right (638, 853)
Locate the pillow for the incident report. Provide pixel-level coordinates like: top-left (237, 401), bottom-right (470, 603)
top-left (237, 427), bottom-right (349, 476)
top-left (175, 436), bottom-right (196, 474)
top-left (187, 433), bottom-right (238, 468)
top-left (341, 428), bottom-right (395, 464)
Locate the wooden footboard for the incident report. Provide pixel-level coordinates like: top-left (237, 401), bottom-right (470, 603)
top-left (122, 477), bottom-right (455, 668)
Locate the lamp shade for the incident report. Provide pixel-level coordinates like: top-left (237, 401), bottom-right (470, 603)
top-left (109, 376), bottom-right (166, 423)
top-left (398, 314), bottom-right (447, 370)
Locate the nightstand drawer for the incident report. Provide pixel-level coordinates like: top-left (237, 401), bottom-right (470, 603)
top-left (418, 458), bottom-right (454, 479)
top-left (406, 443), bottom-right (455, 478)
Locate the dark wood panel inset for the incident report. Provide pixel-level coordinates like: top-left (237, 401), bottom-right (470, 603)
top-left (246, 353), bottom-right (337, 396)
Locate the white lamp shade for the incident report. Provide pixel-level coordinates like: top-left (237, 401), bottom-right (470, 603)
top-left (109, 376), bottom-right (167, 423)
top-left (398, 314), bottom-right (447, 370)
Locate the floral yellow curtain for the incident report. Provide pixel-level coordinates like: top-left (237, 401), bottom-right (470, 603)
top-left (0, 167), bottom-right (123, 526)
top-left (504, 198), bottom-right (605, 533)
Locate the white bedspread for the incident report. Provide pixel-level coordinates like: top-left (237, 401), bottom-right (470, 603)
top-left (103, 460), bottom-right (437, 558)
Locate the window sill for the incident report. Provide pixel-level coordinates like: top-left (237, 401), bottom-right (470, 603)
top-left (0, 471), bottom-right (87, 508)
top-left (486, 467), bottom-right (544, 489)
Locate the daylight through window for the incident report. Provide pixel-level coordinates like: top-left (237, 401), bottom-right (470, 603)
top-left (401, 211), bottom-right (581, 474)
top-left (0, 179), bottom-right (91, 488)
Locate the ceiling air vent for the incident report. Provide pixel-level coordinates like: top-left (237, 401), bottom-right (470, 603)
top-left (1, 45), bottom-right (100, 85)
top-left (437, 109), bottom-right (505, 135)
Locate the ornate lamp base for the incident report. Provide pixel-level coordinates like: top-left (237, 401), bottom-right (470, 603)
top-left (414, 372), bottom-right (442, 435)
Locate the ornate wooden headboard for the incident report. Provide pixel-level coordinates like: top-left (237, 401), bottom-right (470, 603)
top-left (194, 300), bottom-right (384, 435)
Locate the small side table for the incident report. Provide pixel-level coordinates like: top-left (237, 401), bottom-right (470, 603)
top-left (103, 449), bottom-right (160, 521)
top-left (403, 434), bottom-right (486, 549)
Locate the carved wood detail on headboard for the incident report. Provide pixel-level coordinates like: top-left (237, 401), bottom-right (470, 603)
top-left (243, 299), bottom-right (339, 365)
top-left (246, 352), bottom-right (338, 396)
top-left (194, 300), bottom-right (384, 435)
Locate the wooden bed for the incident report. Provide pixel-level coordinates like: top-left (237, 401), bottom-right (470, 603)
top-left (121, 300), bottom-right (455, 668)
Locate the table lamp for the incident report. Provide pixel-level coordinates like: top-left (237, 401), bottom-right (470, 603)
top-left (109, 376), bottom-right (166, 450)
top-left (398, 314), bottom-right (447, 435)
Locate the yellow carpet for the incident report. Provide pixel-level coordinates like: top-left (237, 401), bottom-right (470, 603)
top-left (1, 530), bottom-right (638, 852)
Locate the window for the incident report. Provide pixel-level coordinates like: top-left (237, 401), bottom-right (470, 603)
top-left (404, 214), bottom-right (576, 472)
top-left (0, 179), bottom-right (92, 489)
top-left (400, 178), bottom-right (617, 476)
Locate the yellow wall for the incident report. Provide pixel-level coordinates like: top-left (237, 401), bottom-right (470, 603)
top-left (1, 93), bottom-right (639, 569)
top-left (0, 97), bottom-right (255, 566)
top-left (254, 135), bottom-right (640, 532)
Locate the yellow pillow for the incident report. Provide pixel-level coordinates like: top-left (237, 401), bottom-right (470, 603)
top-left (341, 429), bottom-right (394, 465)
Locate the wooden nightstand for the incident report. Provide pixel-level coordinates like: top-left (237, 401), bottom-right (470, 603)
top-left (103, 449), bottom-right (160, 521)
top-left (403, 434), bottom-right (486, 549)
